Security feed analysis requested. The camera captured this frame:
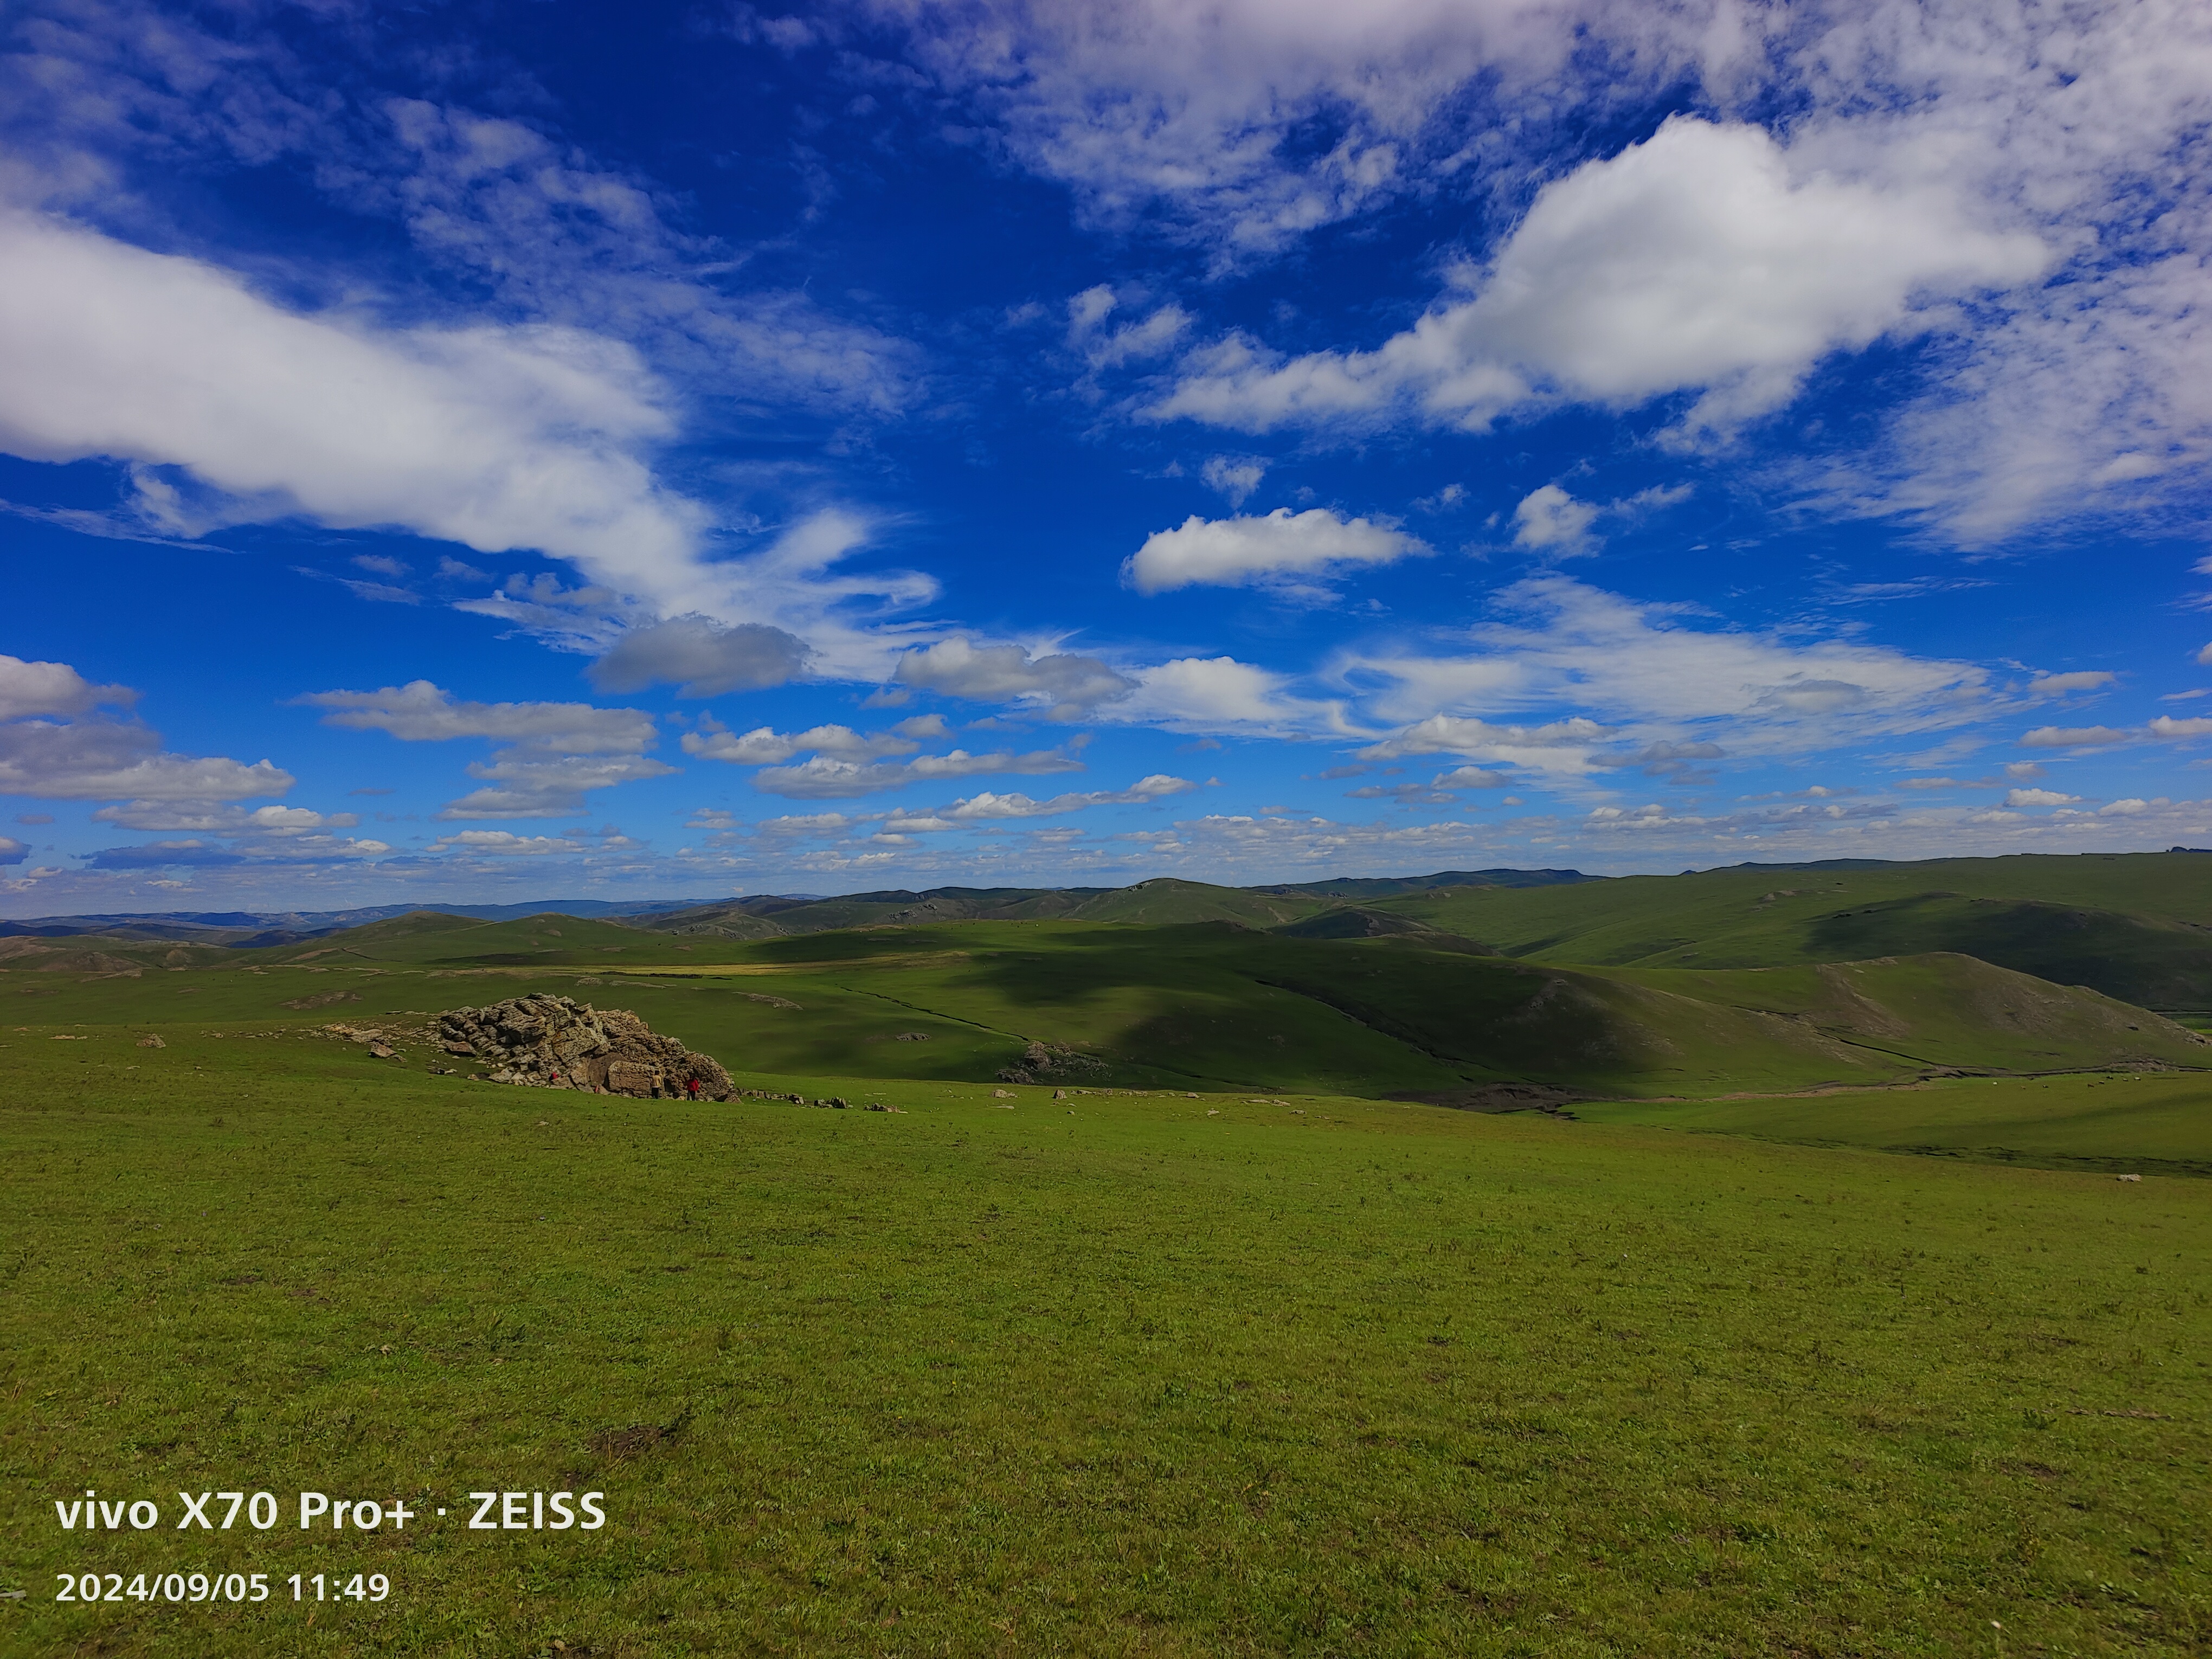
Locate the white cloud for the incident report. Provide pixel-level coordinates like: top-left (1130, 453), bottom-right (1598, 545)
top-left (435, 754), bottom-right (677, 821)
top-left (878, 5), bottom-right (2212, 539)
top-left (1339, 577), bottom-right (1986, 763)
top-left (0, 654), bottom-right (291, 804)
top-left (1360, 714), bottom-right (1610, 779)
top-left (1432, 765), bottom-right (1510, 790)
top-left (2027, 671), bottom-right (2117, 698)
top-left (429, 831), bottom-right (587, 856)
top-left (758, 812), bottom-right (852, 835)
top-left (588, 616), bottom-right (813, 697)
top-left (859, 0), bottom-right (1607, 256)
top-left (0, 654), bottom-right (132, 721)
top-left (1199, 454), bottom-right (1269, 506)
top-left (302, 680), bottom-right (669, 819)
top-left (2020, 724), bottom-right (2130, 749)
top-left (0, 836), bottom-right (27, 865)
top-left (1124, 507), bottom-right (1430, 594)
top-left (301, 681), bottom-right (656, 755)
top-left (1512, 485), bottom-right (1600, 554)
top-left (91, 803), bottom-right (358, 834)
top-left (1116, 655), bottom-right (1337, 734)
top-left (682, 719), bottom-right (931, 766)
top-left (0, 209), bottom-right (715, 589)
top-left (2149, 716), bottom-right (2212, 743)
top-left (892, 639), bottom-right (1133, 716)
top-left (906, 774), bottom-right (1197, 822)
top-left (1152, 119), bottom-right (2047, 438)
top-left (751, 747), bottom-right (1089, 800)
top-left (2004, 788), bottom-right (2082, 807)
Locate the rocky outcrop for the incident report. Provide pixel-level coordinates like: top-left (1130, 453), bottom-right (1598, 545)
top-left (436, 993), bottom-right (734, 1099)
top-left (995, 1038), bottom-right (1107, 1085)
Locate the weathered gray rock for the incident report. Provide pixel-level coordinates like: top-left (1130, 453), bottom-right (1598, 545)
top-left (436, 993), bottom-right (734, 1099)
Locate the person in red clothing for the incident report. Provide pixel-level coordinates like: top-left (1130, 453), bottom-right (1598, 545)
top-left (685, 1075), bottom-right (700, 1100)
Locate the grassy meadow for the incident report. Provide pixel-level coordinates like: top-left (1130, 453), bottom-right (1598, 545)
top-left (2, 1018), bottom-right (2207, 1658)
top-left (4, 854), bottom-right (2211, 1655)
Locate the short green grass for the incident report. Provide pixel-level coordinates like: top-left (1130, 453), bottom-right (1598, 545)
top-left (1577, 1071), bottom-right (2212, 1177)
top-left (3, 1012), bottom-right (2209, 1657)
top-left (154, 918), bottom-right (2211, 1099)
top-left (1374, 851), bottom-right (2212, 1008)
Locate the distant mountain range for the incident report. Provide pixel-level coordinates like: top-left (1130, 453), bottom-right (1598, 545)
top-left (0, 897), bottom-right (718, 946)
top-left (0, 870), bottom-right (1596, 944)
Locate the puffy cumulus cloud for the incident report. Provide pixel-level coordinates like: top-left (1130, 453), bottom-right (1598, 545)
top-left (429, 831), bottom-right (587, 856)
top-left (1434, 766), bottom-right (1509, 790)
top-left (0, 654), bottom-right (132, 721)
top-left (1124, 507), bottom-right (1431, 594)
top-left (1114, 655), bottom-right (1342, 735)
top-left (302, 681), bottom-right (656, 756)
top-left (2149, 716), bottom-right (2212, 743)
top-left (1360, 714), bottom-right (1610, 778)
top-left (0, 728), bottom-right (293, 802)
top-left (0, 210), bottom-right (717, 590)
top-left (2027, 671), bottom-right (2117, 698)
top-left (683, 717), bottom-right (945, 766)
top-left (302, 680), bottom-right (670, 819)
top-left (891, 774), bottom-right (1197, 824)
top-left (1511, 486), bottom-right (1600, 554)
top-left (1340, 577), bottom-right (1988, 763)
top-left (752, 745), bottom-right (1089, 800)
top-left (588, 616), bottom-right (813, 697)
top-left (92, 803), bottom-right (358, 834)
top-left (0, 835), bottom-right (27, 865)
top-left (0, 656), bottom-right (292, 804)
top-left (2004, 788), bottom-right (2084, 807)
top-left (2020, 724), bottom-right (2130, 749)
top-left (892, 639), bottom-right (1133, 717)
top-left (877, 4), bottom-right (2212, 538)
top-left (1152, 120), bottom-right (2046, 438)
top-left (436, 754), bottom-right (677, 820)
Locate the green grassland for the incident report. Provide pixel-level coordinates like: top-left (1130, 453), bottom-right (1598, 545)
top-left (2, 1019), bottom-right (2208, 1657)
top-left (1363, 852), bottom-right (2212, 1010)
top-left (7, 851), bottom-right (2212, 1655)
top-left (1578, 1071), bottom-right (2212, 1176)
top-left (9, 916), bottom-right (2202, 1101)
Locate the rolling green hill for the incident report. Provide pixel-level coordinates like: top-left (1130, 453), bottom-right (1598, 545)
top-left (1369, 851), bottom-right (2212, 1007)
top-left (1577, 1069), bottom-right (2212, 1176)
top-left (38, 916), bottom-right (2191, 1101)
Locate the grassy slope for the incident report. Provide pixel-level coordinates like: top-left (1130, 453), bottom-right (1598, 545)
top-left (2, 1020), bottom-right (2207, 1657)
top-left (1372, 851), bottom-right (2212, 1008)
top-left (1575, 1071), bottom-right (2212, 1175)
top-left (24, 917), bottom-right (2200, 1102)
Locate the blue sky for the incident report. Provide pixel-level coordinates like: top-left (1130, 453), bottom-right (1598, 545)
top-left (3, 0), bottom-right (2211, 913)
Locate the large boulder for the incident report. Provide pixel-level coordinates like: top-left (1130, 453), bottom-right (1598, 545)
top-left (436, 993), bottom-right (734, 1099)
